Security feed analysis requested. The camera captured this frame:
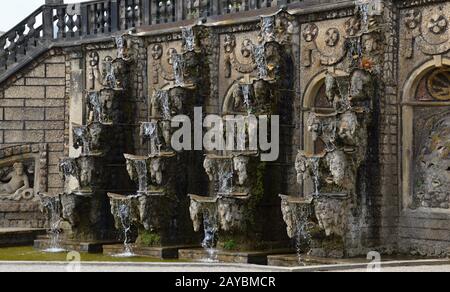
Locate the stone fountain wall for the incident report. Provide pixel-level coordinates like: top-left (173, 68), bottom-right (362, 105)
top-left (0, 0), bottom-right (448, 257)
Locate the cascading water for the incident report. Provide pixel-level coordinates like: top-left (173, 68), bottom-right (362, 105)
top-left (104, 58), bottom-right (116, 88)
top-left (114, 200), bottom-right (135, 257)
top-left (182, 26), bottom-right (195, 52)
top-left (155, 90), bottom-right (171, 120)
top-left (88, 92), bottom-right (102, 123)
top-left (172, 54), bottom-right (185, 86)
top-left (293, 205), bottom-right (312, 265)
top-left (241, 84), bottom-right (252, 115)
top-left (73, 126), bottom-right (91, 155)
top-left (261, 16), bottom-right (275, 42)
top-left (141, 122), bottom-right (160, 155)
top-left (217, 160), bottom-right (233, 195)
top-left (310, 157), bottom-right (320, 198)
top-left (253, 44), bottom-right (268, 79)
top-left (355, 0), bottom-right (370, 30)
top-left (115, 36), bottom-right (126, 59)
top-left (43, 197), bottom-right (64, 253)
top-left (201, 208), bottom-right (219, 263)
top-left (134, 160), bottom-right (148, 194)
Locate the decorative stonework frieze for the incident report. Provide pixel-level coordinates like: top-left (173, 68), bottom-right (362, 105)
top-left (402, 3), bottom-right (450, 58)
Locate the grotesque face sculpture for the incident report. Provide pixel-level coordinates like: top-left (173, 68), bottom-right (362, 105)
top-left (280, 199), bottom-right (295, 238)
top-left (224, 34), bottom-right (236, 54)
top-left (150, 158), bottom-right (163, 186)
top-left (169, 87), bottom-right (184, 116)
top-left (350, 70), bottom-right (374, 109)
top-left (307, 113), bottom-right (322, 142)
top-left (326, 151), bottom-right (348, 188)
top-left (203, 158), bottom-right (215, 181)
top-left (125, 159), bottom-right (136, 182)
top-left (167, 48), bottom-right (178, 65)
top-left (241, 39), bottom-right (253, 59)
top-left (217, 199), bottom-right (244, 232)
top-left (295, 152), bottom-right (308, 184)
top-left (233, 156), bottom-right (249, 186)
top-left (338, 111), bottom-right (358, 145)
top-left (189, 199), bottom-right (203, 232)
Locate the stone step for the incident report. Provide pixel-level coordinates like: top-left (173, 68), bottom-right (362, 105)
top-left (178, 248), bottom-right (294, 265)
top-left (103, 244), bottom-right (200, 259)
top-left (0, 228), bottom-right (46, 247)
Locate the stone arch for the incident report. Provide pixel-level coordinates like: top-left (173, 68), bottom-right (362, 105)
top-left (222, 78), bottom-right (247, 115)
top-left (302, 69), bottom-right (346, 153)
top-left (401, 57), bottom-right (450, 210)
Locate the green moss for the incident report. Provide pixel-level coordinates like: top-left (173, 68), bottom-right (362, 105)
top-left (138, 231), bottom-right (161, 247)
top-left (223, 240), bottom-right (237, 251)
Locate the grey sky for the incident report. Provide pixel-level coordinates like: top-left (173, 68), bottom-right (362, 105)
top-left (0, 0), bottom-right (89, 32)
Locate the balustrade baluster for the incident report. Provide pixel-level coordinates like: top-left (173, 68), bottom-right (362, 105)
top-left (66, 15), bottom-right (75, 38)
top-left (0, 38), bottom-right (7, 71)
top-left (97, 3), bottom-right (105, 34)
top-left (27, 17), bottom-right (37, 47)
top-left (7, 32), bottom-right (17, 65)
top-left (56, 8), bottom-right (66, 39)
top-left (104, 1), bottom-right (111, 33)
top-left (90, 4), bottom-right (97, 34)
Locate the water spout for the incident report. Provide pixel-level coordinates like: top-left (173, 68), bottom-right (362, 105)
top-left (253, 44), bottom-right (268, 79)
top-left (241, 84), bottom-right (252, 115)
top-left (42, 196), bottom-right (64, 253)
top-left (114, 200), bottom-right (135, 257)
top-left (141, 122), bottom-right (160, 155)
top-left (172, 54), bottom-right (185, 86)
top-left (201, 208), bottom-right (218, 262)
top-left (182, 26), bottom-right (195, 52)
top-left (88, 91), bottom-right (102, 123)
top-left (134, 160), bottom-right (148, 194)
top-left (217, 160), bottom-right (233, 195)
top-left (73, 125), bottom-right (91, 155)
top-left (155, 90), bottom-right (171, 120)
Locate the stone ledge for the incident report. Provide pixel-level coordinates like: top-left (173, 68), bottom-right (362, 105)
top-left (103, 244), bottom-right (200, 259)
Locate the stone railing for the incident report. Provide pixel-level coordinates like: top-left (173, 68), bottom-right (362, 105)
top-left (0, 0), bottom-right (346, 83)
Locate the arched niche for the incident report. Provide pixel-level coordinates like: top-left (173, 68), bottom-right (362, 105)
top-left (401, 57), bottom-right (450, 211)
top-left (302, 69), bottom-right (347, 153)
top-left (300, 69), bottom-right (346, 195)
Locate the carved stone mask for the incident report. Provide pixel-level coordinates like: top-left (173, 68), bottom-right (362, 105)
top-left (233, 156), bottom-right (249, 185)
top-left (224, 34), bottom-right (236, 54)
top-left (241, 39), bottom-right (253, 59)
top-left (338, 112), bottom-right (358, 144)
top-left (203, 158), bottom-right (215, 181)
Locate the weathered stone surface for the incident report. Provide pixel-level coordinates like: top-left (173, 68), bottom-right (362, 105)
top-left (4, 130), bottom-right (44, 143)
top-left (4, 86), bottom-right (45, 99)
top-left (0, 121), bottom-right (23, 130)
top-left (46, 86), bottom-right (65, 99)
top-left (45, 130), bottom-right (64, 143)
top-left (46, 64), bottom-right (66, 78)
top-left (45, 108), bottom-right (65, 121)
top-left (4, 108), bottom-right (45, 121)
top-left (26, 78), bottom-right (65, 86)
top-left (25, 99), bottom-right (64, 107)
top-left (25, 121), bottom-right (65, 130)
top-left (25, 64), bottom-right (46, 78)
